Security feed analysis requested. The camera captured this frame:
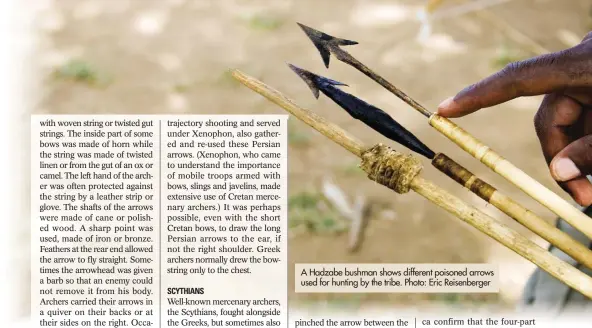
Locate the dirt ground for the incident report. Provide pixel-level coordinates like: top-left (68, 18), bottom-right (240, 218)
top-left (35, 0), bottom-right (592, 310)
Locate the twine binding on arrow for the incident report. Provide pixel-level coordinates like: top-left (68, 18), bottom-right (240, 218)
top-left (360, 144), bottom-right (423, 194)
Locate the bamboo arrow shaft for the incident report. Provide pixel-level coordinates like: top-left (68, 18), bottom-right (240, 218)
top-left (231, 69), bottom-right (592, 299)
top-left (410, 176), bottom-right (592, 299)
top-left (285, 64), bottom-right (592, 267)
top-left (429, 114), bottom-right (592, 240)
top-left (231, 69), bottom-right (364, 158)
top-left (335, 48), bottom-right (592, 240)
top-left (432, 153), bottom-right (592, 270)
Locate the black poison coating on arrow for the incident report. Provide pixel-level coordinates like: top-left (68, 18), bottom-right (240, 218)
top-left (288, 64), bottom-right (435, 159)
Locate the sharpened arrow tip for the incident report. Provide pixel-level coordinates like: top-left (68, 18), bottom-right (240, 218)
top-left (296, 22), bottom-right (318, 41)
top-left (287, 63), bottom-right (313, 82)
top-left (287, 63), bottom-right (302, 73)
top-left (295, 22), bottom-right (359, 68)
top-left (287, 63), bottom-right (349, 99)
top-left (287, 63), bottom-right (321, 99)
top-left (296, 22), bottom-right (315, 34)
top-left (295, 22), bottom-right (359, 46)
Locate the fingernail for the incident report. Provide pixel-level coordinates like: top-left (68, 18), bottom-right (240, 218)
top-left (552, 158), bottom-right (581, 181)
top-left (437, 97), bottom-right (455, 113)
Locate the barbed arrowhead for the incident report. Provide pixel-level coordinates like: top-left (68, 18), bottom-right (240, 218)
top-left (287, 63), bottom-right (347, 99)
top-left (297, 23), bottom-right (358, 68)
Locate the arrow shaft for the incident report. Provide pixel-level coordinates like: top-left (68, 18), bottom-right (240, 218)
top-left (430, 114), bottom-right (592, 240)
top-left (432, 152), bottom-right (592, 271)
top-left (332, 46), bottom-right (432, 117)
top-left (331, 43), bottom-right (592, 239)
top-left (317, 69), bottom-right (592, 265)
top-left (232, 69), bottom-right (592, 299)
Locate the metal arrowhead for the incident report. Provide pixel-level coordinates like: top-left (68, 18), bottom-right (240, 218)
top-left (287, 63), bottom-right (347, 99)
top-left (297, 23), bottom-right (358, 68)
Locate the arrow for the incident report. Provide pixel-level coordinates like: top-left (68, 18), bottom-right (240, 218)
top-left (297, 22), bottom-right (432, 118)
top-left (287, 64), bottom-right (592, 270)
top-left (288, 63), bottom-right (435, 159)
top-left (234, 67), bottom-right (592, 299)
top-left (297, 22), bottom-right (592, 240)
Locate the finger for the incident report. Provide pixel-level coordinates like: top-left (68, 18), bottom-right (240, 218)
top-left (437, 43), bottom-right (591, 118)
top-left (550, 135), bottom-right (592, 182)
top-left (560, 177), bottom-right (592, 206)
top-left (533, 95), bottom-right (592, 205)
top-left (549, 128), bottom-right (592, 207)
top-left (534, 94), bottom-right (582, 164)
top-left (564, 88), bottom-right (592, 105)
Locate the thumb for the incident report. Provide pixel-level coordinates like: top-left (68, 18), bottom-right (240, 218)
top-left (549, 135), bottom-right (592, 206)
top-left (550, 135), bottom-right (592, 182)
top-left (437, 43), bottom-right (592, 118)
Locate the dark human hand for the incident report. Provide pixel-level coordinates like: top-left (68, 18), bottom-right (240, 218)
top-left (437, 32), bottom-right (592, 206)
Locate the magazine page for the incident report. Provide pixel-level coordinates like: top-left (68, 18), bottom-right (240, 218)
top-left (4, 0), bottom-right (592, 327)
